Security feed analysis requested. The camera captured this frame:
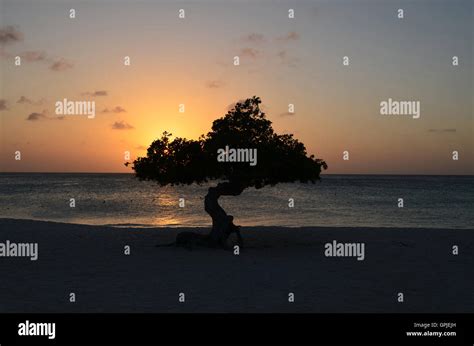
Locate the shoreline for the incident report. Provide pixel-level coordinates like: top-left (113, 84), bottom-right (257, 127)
top-left (1, 217), bottom-right (472, 231)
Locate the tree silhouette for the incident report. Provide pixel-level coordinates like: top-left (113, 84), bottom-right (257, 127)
top-left (131, 96), bottom-right (327, 248)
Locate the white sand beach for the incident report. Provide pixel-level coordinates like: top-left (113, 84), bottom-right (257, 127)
top-left (0, 218), bottom-right (472, 313)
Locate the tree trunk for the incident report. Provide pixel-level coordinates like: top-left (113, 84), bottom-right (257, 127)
top-left (204, 181), bottom-right (244, 247)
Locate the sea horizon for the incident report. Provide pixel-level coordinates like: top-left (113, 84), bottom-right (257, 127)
top-left (1, 172), bottom-right (473, 176)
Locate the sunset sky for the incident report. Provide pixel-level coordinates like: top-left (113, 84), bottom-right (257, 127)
top-left (0, 0), bottom-right (472, 174)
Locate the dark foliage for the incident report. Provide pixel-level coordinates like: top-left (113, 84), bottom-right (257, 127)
top-left (132, 96), bottom-right (327, 188)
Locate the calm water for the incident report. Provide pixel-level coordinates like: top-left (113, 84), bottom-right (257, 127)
top-left (0, 173), bottom-right (472, 229)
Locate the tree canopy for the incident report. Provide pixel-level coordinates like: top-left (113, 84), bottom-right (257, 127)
top-left (132, 96), bottom-right (327, 189)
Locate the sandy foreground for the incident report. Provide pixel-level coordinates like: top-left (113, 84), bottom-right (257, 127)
top-left (0, 218), bottom-right (472, 313)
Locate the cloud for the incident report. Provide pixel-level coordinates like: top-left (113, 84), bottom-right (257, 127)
top-left (20, 50), bottom-right (47, 62)
top-left (17, 96), bottom-right (33, 104)
top-left (279, 111), bottom-right (296, 117)
top-left (50, 58), bottom-right (73, 71)
top-left (0, 99), bottom-right (8, 111)
top-left (102, 105), bottom-right (126, 113)
top-left (428, 128), bottom-right (457, 133)
top-left (0, 26), bottom-right (23, 45)
top-left (239, 47), bottom-right (261, 59)
top-left (83, 90), bottom-right (108, 97)
top-left (277, 31), bottom-right (300, 42)
top-left (26, 111), bottom-right (47, 121)
top-left (277, 50), bottom-right (299, 67)
top-left (111, 120), bottom-right (134, 130)
top-left (0, 27), bottom-right (72, 72)
top-left (206, 80), bottom-right (225, 89)
top-left (136, 145), bottom-right (147, 150)
top-left (242, 33), bottom-right (265, 43)
top-left (17, 96), bottom-right (44, 105)
top-left (26, 110), bottom-right (64, 121)
top-left (112, 106), bottom-right (126, 113)
top-left (1, 47), bottom-right (72, 73)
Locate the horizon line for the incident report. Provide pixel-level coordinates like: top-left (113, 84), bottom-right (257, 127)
top-left (1, 172), bottom-right (473, 177)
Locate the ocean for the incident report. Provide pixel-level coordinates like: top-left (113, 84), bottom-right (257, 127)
top-left (0, 173), bottom-right (472, 229)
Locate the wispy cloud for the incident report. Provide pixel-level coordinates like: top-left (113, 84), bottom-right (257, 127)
top-left (26, 110), bottom-right (64, 121)
top-left (206, 80), bottom-right (225, 89)
top-left (428, 128), bottom-right (457, 133)
top-left (17, 96), bottom-right (44, 105)
top-left (279, 111), bottom-right (296, 117)
top-left (50, 58), bottom-right (73, 71)
top-left (240, 47), bottom-right (261, 59)
top-left (277, 50), bottom-right (299, 67)
top-left (82, 90), bottom-right (108, 97)
top-left (241, 33), bottom-right (265, 43)
top-left (0, 27), bottom-right (72, 73)
top-left (102, 106), bottom-right (126, 113)
top-left (26, 110), bottom-right (47, 121)
top-left (20, 50), bottom-right (47, 62)
top-left (111, 120), bottom-right (134, 130)
top-left (0, 99), bottom-right (8, 111)
top-left (0, 26), bottom-right (23, 45)
top-left (277, 31), bottom-right (300, 42)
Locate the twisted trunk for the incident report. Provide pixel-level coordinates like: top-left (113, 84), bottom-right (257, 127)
top-left (204, 181), bottom-right (245, 247)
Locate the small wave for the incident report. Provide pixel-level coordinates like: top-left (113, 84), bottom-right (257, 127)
top-left (102, 223), bottom-right (156, 228)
